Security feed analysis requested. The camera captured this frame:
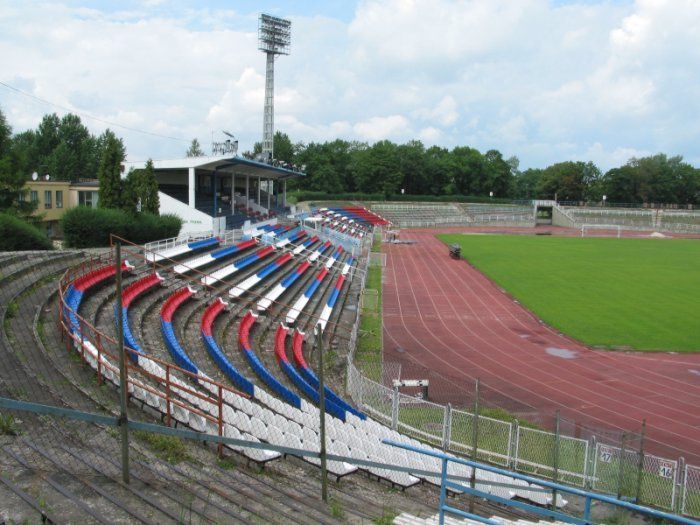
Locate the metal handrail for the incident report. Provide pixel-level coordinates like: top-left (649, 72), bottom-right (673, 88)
top-left (383, 439), bottom-right (700, 525)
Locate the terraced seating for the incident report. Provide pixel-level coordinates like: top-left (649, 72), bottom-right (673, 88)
top-left (325, 206), bottom-right (389, 226)
top-left (292, 235), bottom-right (319, 255)
top-left (239, 311), bottom-right (302, 409)
top-left (286, 266), bottom-right (329, 325)
top-left (160, 286), bottom-right (199, 374)
top-left (318, 273), bottom-right (346, 331)
top-left (229, 252), bottom-right (293, 299)
top-left (291, 329), bottom-right (364, 420)
top-left (393, 512), bottom-right (570, 525)
top-left (274, 324), bottom-right (347, 420)
top-left (201, 298), bottom-right (255, 396)
top-left (146, 236), bottom-right (219, 263)
top-left (309, 240), bottom-right (332, 262)
top-left (173, 238), bottom-right (257, 274)
top-left (201, 245), bottom-right (275, 286)
top-left (324, 245), bottom-right (344, 269)
top-left (274, 229), bottom-right (307, 248)
top-left (119, 272), bottom-right (165, 362)
top-left (256, 260), bottom-right (311, 312)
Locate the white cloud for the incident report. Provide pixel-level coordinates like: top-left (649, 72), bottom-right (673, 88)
top-left (353, 115), bottom-right (410, 141)
top-left (0, 0), bottom-right (698, 171)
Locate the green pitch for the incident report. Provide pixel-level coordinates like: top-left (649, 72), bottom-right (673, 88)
top-left (438, 234), bottom-right (700, 352)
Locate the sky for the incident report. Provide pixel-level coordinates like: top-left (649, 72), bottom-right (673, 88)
top-left (1, 0), bottom-right (699, 171)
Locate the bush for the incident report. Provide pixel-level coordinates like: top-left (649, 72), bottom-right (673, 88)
top-left (62, 207), bottom-right (182, 248)
top-left (0, 213), bottom-right (53, 251)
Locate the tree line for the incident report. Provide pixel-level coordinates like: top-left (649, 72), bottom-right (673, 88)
top-left (264, 132), bottom-right (700, 205)
top-left (0, 108), bottom-right (160, 218)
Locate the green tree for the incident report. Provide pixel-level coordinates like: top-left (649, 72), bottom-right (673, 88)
top-left (97, 130), bottom-right (126, 209)
top-left (0, 110), bottom-right (36, 218)
top-left (537, 161), bottom-right (600, 201)
top-left (513, 168), bottom-right (543, 199)
top-left (483, 149), bottom-right (513, 198)
top-left (186, 138), bottom-right (204, 157)
top-left (45, 114), bottom-right (95, 180)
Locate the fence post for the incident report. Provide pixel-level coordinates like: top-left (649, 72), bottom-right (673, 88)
top-left (217, 384), bottom-right (223, 459)
top-left (587, 435), bottom-right (597, 490)
top-left (316, 325), bottom-right (328, 503)
top-left (551, 410), bottom-right (560, 511)
top-left (510, 419), bottom-right (519, 470)
top-left (469, 379), bottom-right (480, 514)
top-left (391, 385), bottom-right (399, 431)
top-left (617, 432), bottom-right (627, 500)
top-left (115, 242), bottom-right (130, 484)
top-left (677, 456), bottom-right (685, 514)
top-left (442, 403), bottom-right (452, 452)
top-left (635, 419), bottom-right (646, 503)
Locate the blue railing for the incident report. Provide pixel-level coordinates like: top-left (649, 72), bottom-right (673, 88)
top-left (382, 439), bottom-right (699, 525)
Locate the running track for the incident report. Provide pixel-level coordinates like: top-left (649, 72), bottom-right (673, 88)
top-left (382, 227), bottom-right (700, 464)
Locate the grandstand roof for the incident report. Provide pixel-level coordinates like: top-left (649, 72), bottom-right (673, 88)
top-left (124, 155), bottom-right (305, 180)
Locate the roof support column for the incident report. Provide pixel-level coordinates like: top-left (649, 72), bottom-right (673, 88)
top-left (246, 175), bottom-right (250, 209)
top-left (267, 179), bottom-right (271, 211)
top-left (188, 167), bottom-right (195, 208)
top-left (231, 172), bottom-right (235, 213)
top-left (283, 179), bottom-right (287, 208)
top-left (257, 176), bottom-right (261, 206)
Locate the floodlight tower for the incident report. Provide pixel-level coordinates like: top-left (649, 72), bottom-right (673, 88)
top-left (258, 13), bottom-right (291, 162)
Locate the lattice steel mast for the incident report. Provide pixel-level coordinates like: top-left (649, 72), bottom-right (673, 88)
top-left (258, 14), bottom-right (291, 162)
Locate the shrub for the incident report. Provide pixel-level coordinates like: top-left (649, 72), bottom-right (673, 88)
top-left (62, 207), bottom-right (182, 248)
top-left (0, 213), bottom-right (53, 251)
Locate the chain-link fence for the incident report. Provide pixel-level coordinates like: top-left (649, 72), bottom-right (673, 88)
top-left (345, 359), bottom-right (699, 516)
top-left (683, 464), bottom-right (700, 517)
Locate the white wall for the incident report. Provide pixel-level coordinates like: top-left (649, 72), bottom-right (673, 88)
top-left (158, 191), bottom-right (213, 235)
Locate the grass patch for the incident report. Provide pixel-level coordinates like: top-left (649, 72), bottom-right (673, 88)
top-left (134, 430), bottom-right (190, 464)
top-left (372, 507), bottom-right (398, 525)
top-left (0, 412), bottom-right (19, 436)
top-left (355, 263), bottom-right (383, 381)
top-left (329, 498), bottom-right (345, 519)
top-left (438, 234), bottom-right (700, 352)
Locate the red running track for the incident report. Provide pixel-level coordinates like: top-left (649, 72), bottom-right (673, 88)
top-left (382, 227), bottom-right (700, 463)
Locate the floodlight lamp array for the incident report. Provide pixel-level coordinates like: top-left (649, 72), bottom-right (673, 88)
top-left (258, 14), bottom-right (291, 55)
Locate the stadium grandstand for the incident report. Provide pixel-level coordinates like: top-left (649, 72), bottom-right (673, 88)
top-left (122, 155), bottom-right (305, 234)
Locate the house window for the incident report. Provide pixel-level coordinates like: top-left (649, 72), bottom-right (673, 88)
top-left (30, 190), bottom-right (38, 203)
top-left (44, 190), bottom-right (52, 209)
top-left (56, 190), bottom-right (63, 208)
top-left (78, 190), bottom-right (98, 208)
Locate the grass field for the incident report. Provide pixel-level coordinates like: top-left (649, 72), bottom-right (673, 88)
top-left (438, 234), bottom-right (700, 352)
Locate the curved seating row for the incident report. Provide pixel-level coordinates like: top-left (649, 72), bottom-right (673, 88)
top-left (308, 240), bottom-right (332, 263)
top-left (325, 206), bottom-right (389, 226)
top-left (229, 252), bottom-right (293, 299)
top-left (201, 298), bottom-right (255, 397)
top-left (173, 238), bottom-right (257, 274)
top-left (238, 311), bottom-right (301, 409)
top-left (274, 229), bottom-right (306, 248)
top-left (291, 329), bottom-right (364, 420)
top-left (201, 245), bottom-right (275, 286)
top-left (274, 324), bottom-right (347, 421)
top-left (318, 273), bottom-right (346, 331)
top-left (64, 263), bottom-right (284, 463)
top-left (285, 267), bottom-right (329, 325)
top-left (324, 246), bottom-right (344, 269)
top-left (256, 260), bottom-right (311, 313)
top-left (146, 236), bottom-right (220, 263)
top-left (120, 272), bottom-right (165, 362)
top-left (292, 235), bottom-right (319, 255)
top-left (160, 286), bottom-right (198, 375)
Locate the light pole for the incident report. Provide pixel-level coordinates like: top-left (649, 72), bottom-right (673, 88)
top-left (602, 195), bottom-right (607, 207)
top-left (489, 191), bottom-right (493, 200)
